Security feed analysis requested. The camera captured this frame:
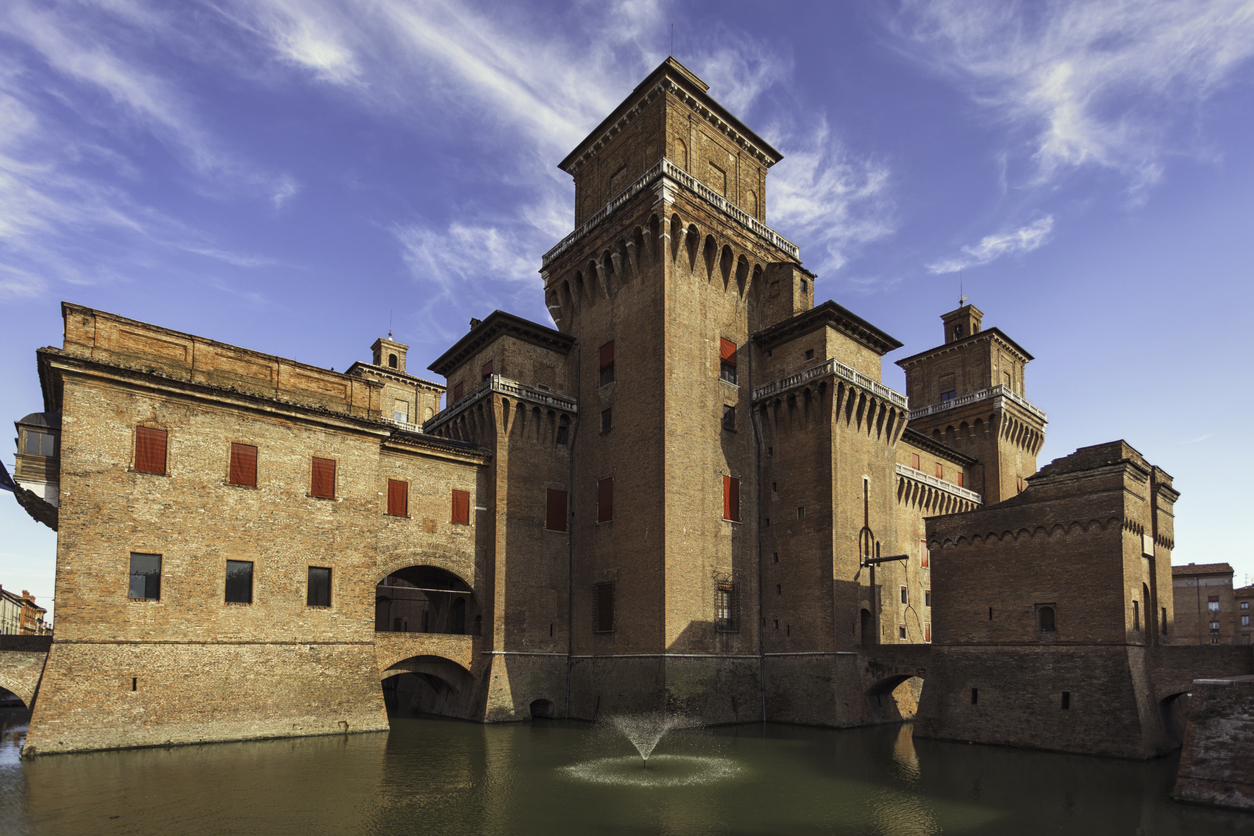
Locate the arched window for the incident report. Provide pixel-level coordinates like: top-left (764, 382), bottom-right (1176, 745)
top-left (1039, 606), bottom-right (1056, 632)
top-left (388, 353), bottom-right (398, 368)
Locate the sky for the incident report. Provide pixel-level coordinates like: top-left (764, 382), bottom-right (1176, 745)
top-left (3, 0), bottom-right (1254, 621)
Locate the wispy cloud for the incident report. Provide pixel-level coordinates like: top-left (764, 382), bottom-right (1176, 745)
top-left (927, 216), bottom-right (1054, 274)
top-left (894, 0), bottom-right (1254, 191)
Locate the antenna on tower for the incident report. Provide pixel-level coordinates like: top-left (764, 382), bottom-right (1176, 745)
top-left (670, 23), bottom-right (674, 56)
top-left (959, 269), bottom-right (967, 307)
top-left (388, 309), bottom-right (393, 339)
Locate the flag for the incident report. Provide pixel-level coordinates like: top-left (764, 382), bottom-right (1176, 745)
top-left (0, 460), bottom-right (15, 493)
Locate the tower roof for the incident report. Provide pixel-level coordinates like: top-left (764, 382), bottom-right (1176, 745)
top-left (558, 57), bottom-right (783, 175)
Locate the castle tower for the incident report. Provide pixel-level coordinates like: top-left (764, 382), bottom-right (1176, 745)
top-left (896, 304), bottom-right (1047, 504)
top-left (540, 58), bottom-right (805, 717)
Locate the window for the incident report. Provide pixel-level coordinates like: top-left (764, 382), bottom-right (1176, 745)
top-left (1242, 615), bottom-right (1250, 627)
top-left (925, 589), bottom-right (932, 608)
top-left (1208, 595), bottom-right (1220, 612)
top-left (1243, 602), bottom-right (1250, 610)
top-left (1039, 605), bottom-right (1056, 632)
top-left (1133, 600), bottom-right (1141, 631)
top-left (23, 429), bottom-right (56, 457)
top-left (597, 478), bottom-right (613, 523)
top-left (307, 567), bottom-right (332, 607)
top-left (1061, 692), bottom-right (1071, 710)
top-left (393, 401), bottom-right (409, 423)
top-left (900, 586), bottom-right (908, 605)
top-left (452, 382), bottom-right (464, 402)
top-left (719, 338), bottom-right (737, 384)
top-left (387, 479), bottom-right (408, 517)
top-left (723, 476), bottom-right (740, 522)
top-left (545, 489), bottom-right (568, 532)
top-left (1017, 476), bottom-right (1025, 494)
top-left (935, 463), bottom-right (943, 479)
top-left (957, 472), bottom-right (964, 488)
top-left (311, 457), bottom-right (336, 499)
top-left (595, 583), bottom-right (614, 632)
top-left (229, 443), bottom-right (257, 487)
top-left (128, 553), bottom-right (161, 601)
top-left (898, 624), bottom-right (907, 640)
top-left (716, 582), bottom-right (737, 632)
top-left (599, 341), bottom-right (615, 387)
top-left (722, 404), bottom-right (736, 431)
top-left (481, 360), bottom-right (494, 380)
top-left (796, 506), bottom-right (805, 520)
top-left (940, 390), bottom-right (956, 402)
top-left (556, 418), bottom-right (569, 445)
top-left (601, 408), bottom-right (612, 433)
top-left (924, 622), bottom-right (932, 643)
top-left (225, 560), bottom-right (253, 604)
top-left (804, 349), bottom-right (815, 361)
top-left (134, 427), bottom-right (167, 475)
top-left (920, 540), bottom-right (929, 569)
top-left (801, 279), bottom-right (808, 293)
top-left (1211, 637), bottom-right (1220, 645)
top-left (1162, 607), bottom-right (1168, 635)
top-left (971, 688), bottom-right (979, 705)
top-left (911, 453), bottom-right (920, 470)
top-left (1245, 636), bottom-right (1252, 645)
top-left (451, 489), bottom-right (471, 525)
top-left (388, 353), bottom-right (397, 369)
top-left (1210, 620), bottom-right (1220, 633)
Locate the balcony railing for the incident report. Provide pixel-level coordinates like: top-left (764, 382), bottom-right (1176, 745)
top-left (423, 375), bottom-right (577, 433)
top-left (541, 158), bottom-right (800, 269)
top-left (753, 358), bottom-right (908, 409)
top-left (908, 385), bottom-right (1047, 423)
top-left (895, 463), bottom-right (983, 505)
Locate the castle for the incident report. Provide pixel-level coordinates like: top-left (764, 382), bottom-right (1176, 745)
top-left (9, 58), bottom-right (1244, 760)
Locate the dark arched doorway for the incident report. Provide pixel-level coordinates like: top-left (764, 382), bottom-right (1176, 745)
top-left (376, 566), bottom-right (478, 635)
top-left (860, 608), bottom-right (874, 647)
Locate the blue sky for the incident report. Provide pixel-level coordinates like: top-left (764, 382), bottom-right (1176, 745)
top-left (4, 0), bottom-right (1254, 620)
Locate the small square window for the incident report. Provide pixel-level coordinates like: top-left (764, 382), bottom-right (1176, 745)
top-left (128, 553), bottom-right (162, 601)
top-left (1242, 615), bottom-right (1250, 626)
top-left (900, 586), bottom-right (908, 605)
top-left (1242, 602), bottom-right (1250, 610)
top-left (796, 506), bottom-right (805, 519)
top-left (804, 349), bottom-right (815, 361)
top-left (1210, 620), bottom-right (1220, 633)
top-left (308, 566), bottom-right (332, 607)
top-left (134, 427), bottom-right (168, 475)
top-left (898, 624), bottom-right (907, 640)
top-left (225, 560), bottom-right (253, 604)
top-left (940, 390), bottom-right (956, 402)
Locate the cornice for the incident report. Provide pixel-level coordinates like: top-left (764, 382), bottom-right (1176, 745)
top-left (895, 327), bottom-right (1034, 369)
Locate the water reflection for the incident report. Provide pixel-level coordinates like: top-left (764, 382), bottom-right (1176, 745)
top-left (2, 706), bottom-right (1253, 835)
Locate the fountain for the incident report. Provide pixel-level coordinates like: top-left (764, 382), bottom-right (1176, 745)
top-left (608, 712), bottom-right (683, 768)
top-left (558, 711), bottom-right (745, 787)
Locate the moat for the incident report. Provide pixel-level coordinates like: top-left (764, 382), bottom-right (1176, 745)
top-left (1, 707), bottom-right (1249, 835)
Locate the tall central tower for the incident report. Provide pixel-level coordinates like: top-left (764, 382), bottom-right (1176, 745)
top-left (542, 59), bottom-right (810, 717)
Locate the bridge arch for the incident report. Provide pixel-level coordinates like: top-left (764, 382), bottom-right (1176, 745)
top-left (380, 654), bottom-right (475, 717)
top-left (865, 672), bottom-right (924, 725)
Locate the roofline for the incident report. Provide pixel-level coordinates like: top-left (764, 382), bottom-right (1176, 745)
top-left (901, 427), bottom-right (979, 466)
top-left (428, 310), bottom-right (575, 377)
top-left (558, 57), bottom-right (783, 174)
top-left (345, 361), bottom-right (444, 392)
top-left (752, 299), bottom-right (904, 356)
top-left (895, 327), bottom-right (1034, 368)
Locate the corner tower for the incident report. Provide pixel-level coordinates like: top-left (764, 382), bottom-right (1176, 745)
top-left (541, 58), bottom-right (806, 718)
top-left (896, 304), bottom-right (1047, 503)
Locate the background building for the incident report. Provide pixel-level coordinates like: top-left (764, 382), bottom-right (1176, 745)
top-left (1173, 563), bottom-right (1236, 645)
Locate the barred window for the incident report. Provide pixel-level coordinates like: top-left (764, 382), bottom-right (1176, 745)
top-left (716, 582), bottom-right (738, 632)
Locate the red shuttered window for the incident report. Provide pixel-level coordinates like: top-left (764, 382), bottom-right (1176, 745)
top-left (920, 539), bottom-right (929, 569)
top-left (958, 472), bottom-right (964, 488)
top-left (935, 463), bottom-right (943, 479)
top-left (599, 341), bottom-right (615, 386)
top-left (723, 476), bottom-right (740, 522)
top-left (387, 479), bottom-right (408, 517)
top-left (134, 427), bottom-right (167, 475)
top-left (481, 360), bottom-right (493, 380)
top-left (595, 583), bottom-right (615, 632)
top-left (451, 489), bottom-right (471, 525)
top-left (311, 457), bottom-right (336, 498)
top-left (546, 489), bottom-right (568, 532)
top-left (719, 338), bottom-right (737, 384)
top-left (229, 443), bottom-right (257, 487)
top-left (453, 383), bottom-right (464, 403)
top-left (597, 478), bottom-right (613, 523)
top-left (911, 453), bottom-right (920, 470)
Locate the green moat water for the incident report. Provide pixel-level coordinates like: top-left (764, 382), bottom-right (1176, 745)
top-left (1, 706), bottom-right (1249, 835)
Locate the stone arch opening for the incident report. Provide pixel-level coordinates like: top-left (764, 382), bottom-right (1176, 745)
top-left (0, 685), bottom-right (29, 709)
top-left (381, 655), bottom-right (474, 717)
top-left (376, 566), bottom-right (480, 636)
top-left (1159, 690), bottom-right (1191, 746)
top-left (530, 698), bottom-right (556, 719)
top-left (866, 674), bottom-right (924, 724)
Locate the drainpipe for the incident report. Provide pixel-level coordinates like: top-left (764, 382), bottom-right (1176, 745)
top-left (750, 337), bottom-right (766, 723)
top-left (565, 342), bottom-right (580, 719)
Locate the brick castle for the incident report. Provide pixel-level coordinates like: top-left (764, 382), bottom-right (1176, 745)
top-left (8, 59), bottom-right (1246, 764)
